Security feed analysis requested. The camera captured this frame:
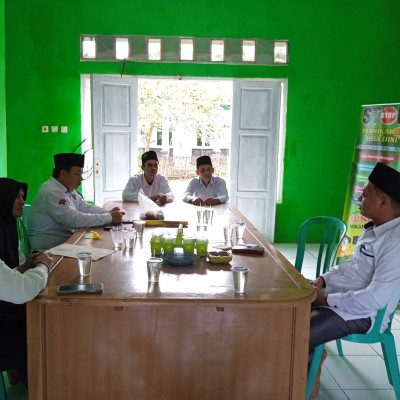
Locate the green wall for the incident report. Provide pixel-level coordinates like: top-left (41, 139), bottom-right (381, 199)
top-left (3, 0), bottom-right (400, 242)
top-left (0, 0), bottom-right (6, 176)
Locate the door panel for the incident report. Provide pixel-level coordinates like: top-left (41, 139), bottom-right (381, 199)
top-left (231, 80), bottom-right (281, 242)
top-left (237, 135), bottom-right (269, 191)
top-left (92, 75), bottom-right (138, 205)
top-left (103, 132), bottom-right (131, 191)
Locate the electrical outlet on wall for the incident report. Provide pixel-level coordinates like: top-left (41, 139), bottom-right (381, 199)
top-left (51, 126), bottom-right (58, 133)
top-left (61, 126), bottom-right (68, 133)
top-left (42, 126), bottom-right (49, 133)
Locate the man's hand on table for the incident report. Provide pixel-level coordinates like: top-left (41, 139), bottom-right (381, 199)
top-left (110, 207), bottom-right (125, 224)
top-left (152, 194), bottom-right (167, 205)
top-left (202, 198), bottom-right (221, 206)
top-left (190, 197), bottom-right (203, 206)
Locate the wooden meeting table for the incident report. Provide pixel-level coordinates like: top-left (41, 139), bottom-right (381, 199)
top-left (27, 201), bottom-right (314, 400)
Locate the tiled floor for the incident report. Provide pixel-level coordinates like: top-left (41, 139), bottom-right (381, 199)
top-left (274, 243), bottom-right (400, 400)
top-left (3, 243), bottom-right (399, 399)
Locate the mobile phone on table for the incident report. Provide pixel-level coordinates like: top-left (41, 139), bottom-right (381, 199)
top-left (57, 283), bottom-right (103, 294)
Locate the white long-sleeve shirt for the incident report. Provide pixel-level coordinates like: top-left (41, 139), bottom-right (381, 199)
top-left (322, 217), bottom-right (400, 332)
top-left (183, 176), bottom-right (229, 203)
top-left (0, 259), bottom-right (48, 304)
top-left (27, 177), bottom-right (112, 250)
top-left (122, 174), bottom-right (174, 202)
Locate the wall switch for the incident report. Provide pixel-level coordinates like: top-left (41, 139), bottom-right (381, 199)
top-left (51, 126), bottom-right (58, 133)
top-left (42, 125), bottom-right (49, 133)
top-left (61, 126), bottom-right (68, 133)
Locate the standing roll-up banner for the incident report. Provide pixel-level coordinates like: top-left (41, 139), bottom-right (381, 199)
top-left (337, 103), bottom-right (400, 264)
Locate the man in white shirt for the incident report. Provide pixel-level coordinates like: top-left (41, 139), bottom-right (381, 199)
top-left (183, 155), bottom-right (229, 206)
top-left (309, 162), bottom-right (400, 398)
top-left (27, 153), bottom-right (124, 250)
top-left (122, 151), bottom-right (174, 204)
top-left (0, 252), bottom-right (53, 388)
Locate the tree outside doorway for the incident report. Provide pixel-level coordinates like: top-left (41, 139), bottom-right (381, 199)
top-left (137, 78), bottom-right (232, 198)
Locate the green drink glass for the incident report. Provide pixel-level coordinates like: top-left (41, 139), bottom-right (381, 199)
top-left (150, 233), bottom-right (164, 257)
top-left (195, 237), bottom-right (208, 257)
top-left (182, 236), bottom-right (195, 254)
top-left (163, 235), bottom-right (176, 255)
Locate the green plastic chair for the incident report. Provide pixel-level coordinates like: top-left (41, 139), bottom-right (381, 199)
top-left (307, 306), bottom-right (400, 399)
top-left (0, 372), bottom-right (7, 400)
top-left (294, 216), bottom-right (347, 278)
top-left (17, 217), bottom-right (31, 259)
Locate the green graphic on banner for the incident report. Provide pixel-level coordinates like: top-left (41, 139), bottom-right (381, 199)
top-left (337, 103), bottom-right (400, 263)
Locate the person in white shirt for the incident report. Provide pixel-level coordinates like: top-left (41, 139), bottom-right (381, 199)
top-left (0, 252), bottom-right (53, 389)
top-left (122, 151), bottom-right (174, 204)
top-left (183, 155), bottom-right (229, 206)
top-left (309, 162), bottom-right (400, 398)
top-left (27, 153), bottom-right (124, 251)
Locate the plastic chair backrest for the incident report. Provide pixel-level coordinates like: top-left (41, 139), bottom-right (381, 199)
top-left (17, 217), bottom-right (31, 258)
top-left (0, 372), bottom-right (6, 400)
top-left (294, 216), bottom-right (347, 277)
top-left (22, 203), bottom-right (31, 224)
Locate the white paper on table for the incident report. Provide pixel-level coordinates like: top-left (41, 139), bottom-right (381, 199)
top-left (48, 243), bottom-right (115, 261)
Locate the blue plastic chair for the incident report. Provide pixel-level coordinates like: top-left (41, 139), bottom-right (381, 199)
top-left (307, 306), bottom-right (400, 399)
top-left (294, 216), bottom-right (347, 278)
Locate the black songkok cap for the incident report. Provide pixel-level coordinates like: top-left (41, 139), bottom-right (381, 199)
top-left (54, 153), bottom-right (85, 168)
top-left (197, 155), bottom-right (212, 169)
top-left (142, 151), bottom-right (158, 165)
top-left (368, 162), bottom-right (400, 203)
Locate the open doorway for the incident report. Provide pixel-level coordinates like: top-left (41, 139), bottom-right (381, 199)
top-left (137, 78), bottom-right (232, 199)
top-left (81, 75), bottom-right (286, 241)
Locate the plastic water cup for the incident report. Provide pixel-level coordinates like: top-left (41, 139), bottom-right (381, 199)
top-left (123, 228), bottom-right (136, 250)
top-left (195, 237), bottom-right (208, 257)
top-left (223, 224), bottom-right (234, 242)
top-left (110, 228), bottom-right (123, 250)
top-left (203, 207), bottom-right (214, 224)
top-left (231, 266), bottom-right (250, 294)
top-left (147, 257), bottom-right (163, 283)
top-left (197, 208), bottom-right (204, 224)
top-left (196, 224), bottom-right (208, 232)
top-left (235, 222), bottom-right (246, 241)
top-left (77, 252), bottom-right (92, 277)
top-left (133, 220), bottom-right (146, 238)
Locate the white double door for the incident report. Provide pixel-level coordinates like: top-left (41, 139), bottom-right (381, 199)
top-left (91, 75), bottom-right (282, 241)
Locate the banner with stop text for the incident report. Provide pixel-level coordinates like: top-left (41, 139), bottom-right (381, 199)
top-left (337, 103), bottom-right (400, 263)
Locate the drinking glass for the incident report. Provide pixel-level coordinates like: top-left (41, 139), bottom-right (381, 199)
top-left (195, 237), bottom-right (208, 257)
top-left (77, 252), bottom-right (92, 277)
top-left (163, 234), bottom-right (176, 254)
top-left (123, 228), bottom-right (136, 250)
top-left (150, 233), bottom-right (164, 256)
top-left (147, 257), bottom-right (163, 283)
top-left (182, 236), bottom-right (195, 254)
top-left (110, 228), bottom-right (123, 250)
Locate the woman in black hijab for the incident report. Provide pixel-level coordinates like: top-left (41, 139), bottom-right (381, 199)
top-left (0, 178), bottom-right (28, 385)
top-left (0, 178), bottom-right (27, 268)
